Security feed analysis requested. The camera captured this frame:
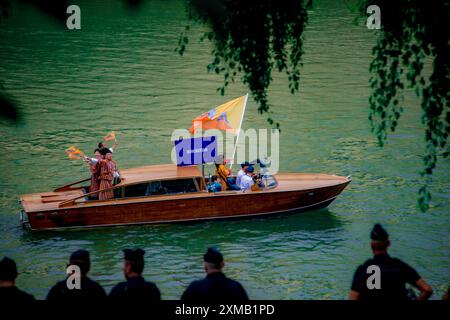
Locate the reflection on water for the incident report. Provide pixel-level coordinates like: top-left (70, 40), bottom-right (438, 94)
top-left (20, 209), bottom-right (344, 246)
top-left (18, 209), bottom-right (346, 299)
top-left (0, 0), bottom-right (449, 299)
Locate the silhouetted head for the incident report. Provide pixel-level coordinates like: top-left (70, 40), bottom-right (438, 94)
top-left (123, 249), bottom-right (145, 279)
top-left (69, 250), bottom-right (91, 277)
top-left (211, 175), bottom-right (218, 182)
top-left (0, 257), bottom-right (18, 284)
top-left (98, 142), bottom-right (106, 149)
top-left (203, 247), bottom-right (224, 274)
top-left (370, 224), bottom-right (390, 253)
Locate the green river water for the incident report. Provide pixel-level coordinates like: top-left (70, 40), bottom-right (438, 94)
top-left (0, 0), bottom-right (448, 299)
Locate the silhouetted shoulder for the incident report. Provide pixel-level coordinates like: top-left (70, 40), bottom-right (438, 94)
top-left (182, 273), bottom-right (248, 301)
top-left (181, 280), bottom-right (203, 301)
top-left (0, 287), bottom-right (35, 301)
top-left (226, 278), bottom-right (248, 300)
top-left (391, 257), bottom-right (421, 284)
top-left (351, 264), bottom-right (367, 292)
top-left (47, 277), bottom-right (106, 300)
top-left (108, 281), bottom-right (128, 298)
top-left (46, 280), bottom-right (65, 300)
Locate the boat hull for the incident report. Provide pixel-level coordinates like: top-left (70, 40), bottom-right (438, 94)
top-left (23, 181), bottom-right (349, 231)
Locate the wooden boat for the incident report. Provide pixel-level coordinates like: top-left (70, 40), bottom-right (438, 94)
top-left (19, 164), bottom-right (351, 231)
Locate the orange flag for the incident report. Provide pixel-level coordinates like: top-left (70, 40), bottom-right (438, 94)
top-left (104, 131), bottom-right (116, 141)
top-left (189, 95), bottom-right (248, 134)
top-left (65, 146), bottom-right (84, 160)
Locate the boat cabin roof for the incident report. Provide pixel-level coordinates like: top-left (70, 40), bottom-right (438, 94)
top-left (119, 164), bottom-right (202, 185)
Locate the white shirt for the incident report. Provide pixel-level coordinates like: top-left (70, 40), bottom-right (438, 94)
top-left (236, 169), bottom-right (246, 187)
top-left (240, 174), bottom-right (254, 192)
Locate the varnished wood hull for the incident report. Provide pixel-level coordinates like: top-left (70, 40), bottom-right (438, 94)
top-left (23, 181), bottom-right (350, 231)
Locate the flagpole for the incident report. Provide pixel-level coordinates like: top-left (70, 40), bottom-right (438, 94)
top-left (229, 93), bottom-right (249, 169)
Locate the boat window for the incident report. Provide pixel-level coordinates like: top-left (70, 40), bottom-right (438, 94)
top-left (117, 179), bottom-right (199, 199)
top-left (161, 179), bottom-right (197, 194)
top-left (145, 181), bottom-right (167, 196)
top-left (123, 183), bottom-right (148, 198)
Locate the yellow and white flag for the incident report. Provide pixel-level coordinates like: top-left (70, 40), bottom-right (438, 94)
top-left (189, 94), bottom-right (248, 134)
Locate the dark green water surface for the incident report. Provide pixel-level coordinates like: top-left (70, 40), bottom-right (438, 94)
top-left (0, 0), bottom-right (448, 299)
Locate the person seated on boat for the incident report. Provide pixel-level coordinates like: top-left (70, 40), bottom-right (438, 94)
top-left (0, 257), bottom-right (35, 301)
top-left (47, 250), bottom-right (106, 300)
top-left (98, 150), bottom-right (122, 200)
top-left (236, 161), bottom-right (251, 187)
top-left (240, 166), bottom-right (255, 192)
top-left (256, 157), bottom-right (270, 176)
top-left (214, 155), bottom-right (240, 191)
top-left (98, 139), bottom-right (117, 155)
top-left (181, 247), bottom-right (248, 302)
top-left (250, 173), bottom-right (264, 192)
top-left (207, 175), bottom-right (222, 193)
top-left (83, 148), bottom-right (103, 198)
top-left (109, 249), bottom-right (161, 301)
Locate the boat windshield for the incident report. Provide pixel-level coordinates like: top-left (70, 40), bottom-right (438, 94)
top-left (257, 174), bottom-right (278, 190)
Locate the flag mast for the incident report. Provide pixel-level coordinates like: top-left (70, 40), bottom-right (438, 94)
top-left (229, 93), bottom-right (249, 169)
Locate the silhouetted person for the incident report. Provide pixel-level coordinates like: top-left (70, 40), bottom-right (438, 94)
top-left (47, 250), bottom-right (106, 300)
top-left (0, 257), bottom-right (34, 301)
top-left (181, 247), bottom-right (248, 302)
top-left (349, 224), bottom-right (433, 300)
top-left (109, 249), bottom-right (161, 300)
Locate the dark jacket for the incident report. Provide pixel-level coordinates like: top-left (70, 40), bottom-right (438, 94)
top-left (46, 276), bottom-right (106, 300)
top-left (182, 272), bottom-right (248, 302)
top-left (0, 286), bottom-right (35, 301)
top-left (351, 253), bottom-right (421, 300)
top-left (109, 276), bottom-right (161, 301)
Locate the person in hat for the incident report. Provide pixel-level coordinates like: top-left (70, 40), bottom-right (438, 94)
top-left (236, 161), bottom-right (251, 187)
top-left (349, 224), bottom-right (433, 300)
top-left (181, 247), bottom-right (248, 301)
top-left (239, 165), bottom-right (255, 192)
top-left (47, 250), bottom-right (106, 300)
top-left (0, 256), bottom-right (34, 301)
top-left (83, 148), bottom-right (104, 198)
top-left (109, 249), bottom-right (161, 300)
top-left (98, 140), bottom-right (117, 155)
top-left (98, 150), bottom-right (123, 200)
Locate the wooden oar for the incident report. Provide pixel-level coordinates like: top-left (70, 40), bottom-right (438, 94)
top-left (54, 178), bottom-right (91, 192)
